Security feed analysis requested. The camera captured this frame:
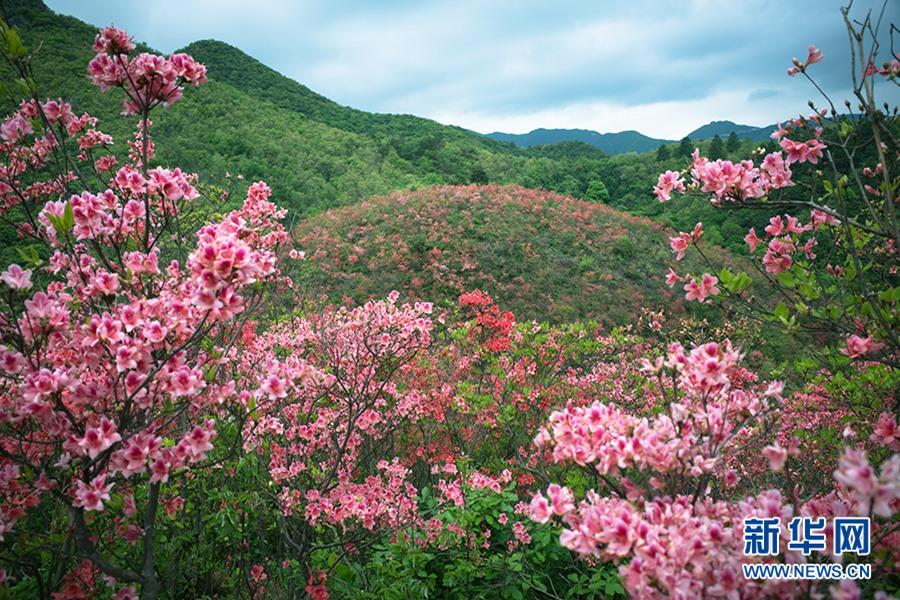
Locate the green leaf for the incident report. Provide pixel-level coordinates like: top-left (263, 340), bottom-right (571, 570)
top-left (6, 28), bottom-right (26, 59)
top-left (61, 201), bottom-right (75, 231)
top-left (732, 272), bottom-right (752, 292)
top-left (719, 267), bottom-right (734, 285)
top-left (776, 271), bottom-right (797, 288)
top-left (838, 120), bottom-right (853, 139)
top-left (773, 303), bottom-right (789, 320)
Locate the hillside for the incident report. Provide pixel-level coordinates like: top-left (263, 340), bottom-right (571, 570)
top-left (0, 0), bottom-right (778, 266)
top-left (291, 184), bottom-right (746, 325)
top-left (180, 39), bottom-right (515, 156)
top-left (486, 127), bottom-right (671, 154)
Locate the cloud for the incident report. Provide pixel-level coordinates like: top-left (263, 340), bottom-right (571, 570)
top-left (748, 89), bottom-right (781, 102)
top-left (45, 0), bottom-right (900, 138)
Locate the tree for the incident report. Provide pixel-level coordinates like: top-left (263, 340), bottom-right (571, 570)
top-left (586, 179), bottom-right (610, 203)
top-left (708, 134), bottom-right (725, 159)
top-left (677, 136), bottom-right (693, 159)
top-left (655, 144), bottom-right (670, 162)
top-left (726, 130), bottom-right (740, 153)
top-left (469, 166), bottom-right (489, 184)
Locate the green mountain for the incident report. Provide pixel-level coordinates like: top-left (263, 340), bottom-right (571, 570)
top-left (486, 128), bottom-right (671, 154)
top-left (180, 39), bottom-right (514, 155)
top-left (486, 120), bottom-right (779, 154)
top-left (0, 0), bottom-right (784, 335)
top-left (0, 0), bottom-right (774, 265)
top-left (685, 120), bottom-right (776, 141)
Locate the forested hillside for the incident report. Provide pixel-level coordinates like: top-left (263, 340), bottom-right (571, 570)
top-left (0, 0), bottom-right (611, 216)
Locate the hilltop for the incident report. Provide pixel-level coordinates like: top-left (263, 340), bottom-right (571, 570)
top-left (685, 120), bottom-right (776, 141)
top-left (291, 184), bottom-right (746, 325)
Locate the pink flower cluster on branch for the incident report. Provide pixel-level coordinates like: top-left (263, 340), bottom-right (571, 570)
top-left (242, 293), bottom-right (433, 534)
top-left (88, 27), bottom-right (206, 115)
top-left (530, 341), bottom-right (899, 598)
top-left (0, 24), bottom-right (292, 595)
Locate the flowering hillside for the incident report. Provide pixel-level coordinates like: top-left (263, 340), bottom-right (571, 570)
top-left (0, 2), bottom-right (895, 600)
top-left (292, 184), bottom-right (750, 325)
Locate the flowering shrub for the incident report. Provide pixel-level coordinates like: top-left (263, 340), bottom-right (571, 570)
top-left (0, 22), bottom-right (285, 599)
top-left (239, 292), bottom-right (433, 570)
top-left (655, 13), bottom-right (896, 370)
top-left (328, 479), bottom-right (625, 599)
top-left (530, 341), bottom-right (899, 598)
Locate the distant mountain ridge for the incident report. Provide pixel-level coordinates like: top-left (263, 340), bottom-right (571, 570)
top-left (685, 120), bottom-right (776, 142)
top-left (486, 128), bottom-right (671, 154)
top-left (487, 120), bottom-right (777, 154)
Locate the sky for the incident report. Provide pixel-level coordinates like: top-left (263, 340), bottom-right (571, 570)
top-left (45, 0), bottom-right (900, 140)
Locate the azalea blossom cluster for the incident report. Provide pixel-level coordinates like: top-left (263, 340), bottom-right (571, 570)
top-left (299, 460), bottom-right (419, 532)
top-left (743, 213), bottom-right (822, 275)
top-left (88, 26), bottom-right (207, 114)
top-left (654, 142), bottom-right (810, 205)
top-left (664, 223), bottom-right (721, 303)
top-left (241, 292), bottom-right (433, 545)
top-left (0, 25), bottom-right (291, 598)
top-left (0, 98), bottom-right (106, 217)
top-left (0, 173), bottom-right (285, 528)
top-left (458, 289), bottom-right (515, 352)
top-left (534, 341), bottom-right (780, 485)
top-left (530, 342), bottom-right (900, 598)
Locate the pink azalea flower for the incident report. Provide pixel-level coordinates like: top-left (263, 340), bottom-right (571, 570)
top-left (1, 264), bottom-right (32, 290)
top-left (806, 45), bottom-right (824, 66)
top-left (762, 443), bottom-right (787, 471)
top-left (665, 268), bottom-right (681, 288)
top-left (743, 228), bottom-right (762, 252)
top-left (530, 491), bottom-right (551, 524)
top-left (841, 334), bottom-right (886, 359)
top-left (653, 170), bottom-right (685, 202)
top-left (871, 412), bottom-right (900, 450)
top-left (72, 475), bottom-right (113, 511)
top-left (547, 484), bottom-right (575, 516)
top-left (683, 274), bottom-right (719, 303)
top-left (669, 233), bottom-right (691, 261)
top-left (78, 418), bottom-right (121, 459)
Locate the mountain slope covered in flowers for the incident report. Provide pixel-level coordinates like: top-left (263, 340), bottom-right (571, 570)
top-left (292, 184), bottom-right (755, 325)
top-left (0, 2), bottom-right (896, 598)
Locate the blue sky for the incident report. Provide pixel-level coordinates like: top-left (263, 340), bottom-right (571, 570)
top-left (46, 0), bottom-right (900, 139)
